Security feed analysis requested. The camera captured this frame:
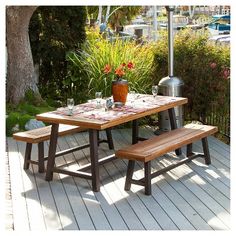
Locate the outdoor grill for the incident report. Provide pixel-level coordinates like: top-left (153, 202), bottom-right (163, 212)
top-left (158, 6), bottom-right (184, 132)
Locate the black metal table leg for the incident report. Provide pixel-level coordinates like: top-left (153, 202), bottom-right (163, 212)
top-left (89, 129), bottom-right (100, 192)
top-left (106, 128), bottom-right (114, 149)
top-left (132, 119), bottom-right (139, 144)
top-left (45, 123), bottom-right (59, 181)
top-left (38, 142), bottom-right (45, 173)
top-left (168, 108), bottom-right (182, 155)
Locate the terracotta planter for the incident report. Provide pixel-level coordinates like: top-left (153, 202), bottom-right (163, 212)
top-left (112, 80), bottom-right (128, 104)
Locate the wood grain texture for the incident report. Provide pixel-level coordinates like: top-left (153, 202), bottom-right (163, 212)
top-left (36, 96), bottom-right (188, 130)
top-left (116, 124), bottom-right (218, 162)
top-left (6, 128), bottom-right (230, 230)
top-left (13, 124), bottom-right (86, 143)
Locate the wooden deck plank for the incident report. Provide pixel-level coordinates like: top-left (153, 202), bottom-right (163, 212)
top-left (160, 157), bottom-right (230, 229)
top-left (16, 142), bottom-right (47, 230)
top-left (208, 136), bottom-right (230, 153)
top-left (118, 129), bottom-right (198, 230)
top-left (98, 133), bottom-right (162, 230)
top-left (5, 127), bottom-right (230, 230)
top-left (119, 128), bottom-right (230, 230)
top-left (62, 134), bottom-right (112, 230)
top-left (113, 129), bottom-right (184, 230)
top-left (139, 127), bottom-right (230, 185)
top-left (138, 128), bottom-right (230, 230)
top-left (77, 131), bottom-right (146, 230)
top-left (72, 132), bottom-right (129, 230)
top-left (187, 159), bottom-right (230, 202)
top-left (48, 138), bottom-right (89, 230)
top-left (7, 138), bottom-right (31, 230)
top-left (54, 136), bottom-right (107, 230)
top-left (191, 143), bottom-right (230, 186)
top-left (28, 141), bottom-right (63, 230)
top-left (52, 136), bottom-right (95, 230)
top-left (154, 165), bottom-right (227, 230)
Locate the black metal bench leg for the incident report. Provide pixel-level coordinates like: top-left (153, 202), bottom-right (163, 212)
top-left (125, 160), bottom-right (135, 191)
top-left (202, 137), bottom-right (211, 165)
top-left (186, 143), bottom-right (193, 157)
top-left (38, 142), bottom-right (45, 173)
top-left (24, 143), bottom-right (32, 170)
top-left (144, 161), bottom-right (151, 195)
top-left (168, 108), bottom-right (182, 155)
top-left (106, 128), bottom-right (114, 149)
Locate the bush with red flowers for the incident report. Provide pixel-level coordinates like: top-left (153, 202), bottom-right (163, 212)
top-left (152, 29), bottom-right (230, 125)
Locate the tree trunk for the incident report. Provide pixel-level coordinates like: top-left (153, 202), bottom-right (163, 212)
top-left (6, 6), bottom-right (38, 104)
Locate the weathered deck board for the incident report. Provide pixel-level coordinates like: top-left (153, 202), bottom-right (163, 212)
top-left (5, 127), bottom-right (230, 230)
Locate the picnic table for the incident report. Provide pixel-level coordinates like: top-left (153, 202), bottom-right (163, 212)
top-left (36, 94), bottom-right (188, 192)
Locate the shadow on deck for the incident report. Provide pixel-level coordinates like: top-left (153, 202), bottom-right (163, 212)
top-left (5, 127), bottom-right (230, 230)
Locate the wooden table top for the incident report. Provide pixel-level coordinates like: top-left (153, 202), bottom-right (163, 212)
top-left (36, 95), bottom-right (188, 130)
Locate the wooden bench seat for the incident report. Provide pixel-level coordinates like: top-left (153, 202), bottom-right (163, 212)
top-left (13, 124), bottom-right (114, 173)
top-left (116, 124), bottom-right (218, 195)
top-left (13, 124), bottom-right (86, 144)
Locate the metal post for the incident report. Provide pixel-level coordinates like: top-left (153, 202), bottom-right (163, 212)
top-left (166, 6), bottom-right (175, 77)
top-left (153, 6), bottom-right (158, 41)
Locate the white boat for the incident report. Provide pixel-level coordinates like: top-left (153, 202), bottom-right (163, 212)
top-left (209, 35), bottom-right (230, 45)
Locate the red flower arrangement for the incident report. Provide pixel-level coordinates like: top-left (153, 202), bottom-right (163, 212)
top-left (103, 61), bottom-right (134, 81)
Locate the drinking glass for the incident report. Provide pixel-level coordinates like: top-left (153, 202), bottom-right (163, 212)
top-left (129, 91), bottom-right (136, 106)
top-left (95, 92), bottom-right (102, 108)
top-left (67, 98), bottom-right (74, 115)
top-left (152, 85), bottom-right (158, 98)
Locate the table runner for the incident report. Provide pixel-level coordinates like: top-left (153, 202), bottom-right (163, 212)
top-left (52, 95), bottom-right (179, 122)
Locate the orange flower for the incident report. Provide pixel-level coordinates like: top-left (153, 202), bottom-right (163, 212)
top-left (103, 64), bottom-right (112, 74)
top-left (102, 61), bottom-right (134, 80)
top-left (115, 66), bottom-right (125, 77)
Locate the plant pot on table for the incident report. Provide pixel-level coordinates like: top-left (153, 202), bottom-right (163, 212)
top-left (112, 79), bottom-right (128, 105)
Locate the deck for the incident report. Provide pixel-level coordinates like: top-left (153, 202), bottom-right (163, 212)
top-left (5, 127), bottom-right (230, 230)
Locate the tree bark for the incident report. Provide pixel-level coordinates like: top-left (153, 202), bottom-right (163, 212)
top-left (6, 6), bottom-right (38, 104)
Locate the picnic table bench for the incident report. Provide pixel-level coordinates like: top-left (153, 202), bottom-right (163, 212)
top-left (13, 124), bottom-right (113, 173)
top-left (116, 123), bottom-right (218, 195)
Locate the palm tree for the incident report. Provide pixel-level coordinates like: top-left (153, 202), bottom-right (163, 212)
top-left (108, 6), bottom-right (142, 32)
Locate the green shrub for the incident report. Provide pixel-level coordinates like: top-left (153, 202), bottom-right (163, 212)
top-left (6, 112), bottom-right (20, 136)
top-left (18, 103), bottom-right (41, 116)
top-left (29, 6), bottom-right (87, 103)
top-left (25, 89), bottom-right (47, 106)
top-left (67, 32), bottom-right (155, 100)
top-left (6, 98), bottom-right (54, 136)
top-left (152, 29), bottom-right (230, 123)
top-left (18, 114), bottom-right (35, 130)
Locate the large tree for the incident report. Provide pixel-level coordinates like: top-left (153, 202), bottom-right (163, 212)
top-left (6, 6), bottom-right (38, 104)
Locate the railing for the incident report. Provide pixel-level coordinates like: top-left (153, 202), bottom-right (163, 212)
top-left (205, 104), bottom-right (230, 139)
